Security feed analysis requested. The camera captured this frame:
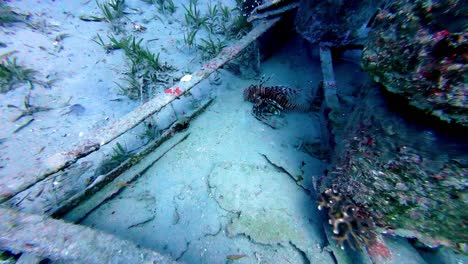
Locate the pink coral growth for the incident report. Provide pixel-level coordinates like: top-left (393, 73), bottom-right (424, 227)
top-left (165, 87), bottom-right (182, 96)
top-left (367, 240), bottom-right (392, 262)
top-left (433, 30), bottom-right (450, 42)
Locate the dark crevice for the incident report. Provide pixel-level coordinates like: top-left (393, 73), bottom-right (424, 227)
top-left (327, 249), bottom-right (339, 264)
top-left (289, 241), bottom-right (310, 264)
top-left (75, 186), bottom-right (123, 224)
top-left (204, 224), bottom-right (222, 238)
top-left (205, 175), bottom-right (242, 216)
top-left (175, 241), bottom-right (190, 262)
top-left (229, 232), bottom-right (275, 248)
top-left (260, 153), bottom-right (313, 195)
top-left (127, 215), bottom-right (155, 229)
top-left (381, 86), bottom-right (468, 142)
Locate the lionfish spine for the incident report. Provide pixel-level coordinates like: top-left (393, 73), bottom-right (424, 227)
top-left (243, 85), bottom-right (310, 111)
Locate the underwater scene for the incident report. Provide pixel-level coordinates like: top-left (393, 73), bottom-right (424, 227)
top-left (0, 0), bottom-right (467, 263)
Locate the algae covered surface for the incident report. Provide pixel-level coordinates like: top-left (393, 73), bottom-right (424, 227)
top-left (361, 0), bottom-right (468, 126)
top-left (318, 0), bottom-right (468, 252)
top-left (323, 85), bottom-right (468, 251)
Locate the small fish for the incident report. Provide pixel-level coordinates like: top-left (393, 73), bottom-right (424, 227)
top-left (165, 88), bottom-right (173, 94)
top-left (226, 254), bottom-right (246, 260)
top-left (117, 182), bottom-right (134, 187)
top-left (174, 87), bottom-right (182, 95)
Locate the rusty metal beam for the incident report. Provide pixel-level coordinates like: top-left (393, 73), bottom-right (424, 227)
top-left (319, 44), bottom-right (340, 110)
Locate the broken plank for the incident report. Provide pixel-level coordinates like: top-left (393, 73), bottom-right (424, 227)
top-left (50, 98), bottom-right (212, 218)
top-left (319, 44), bottom-right (340, 110)
top-left (247, 2), bottom-right (299, 22)
top-left (60, 132), bottom-right (190, 223)
top-left (0, 207), bottom-right (175, 263)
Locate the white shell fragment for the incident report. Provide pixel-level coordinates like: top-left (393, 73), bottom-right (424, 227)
top-left (180, 74), bottom-right (192, 82)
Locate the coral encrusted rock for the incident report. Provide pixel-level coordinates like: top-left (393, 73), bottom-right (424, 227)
top-left (321, 84), bottom-right (468, 252)
top-left (361, 0), bottom-right (468, 126)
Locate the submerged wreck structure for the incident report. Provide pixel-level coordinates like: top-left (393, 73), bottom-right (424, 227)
top-left (296, 0), bottom-right (467, 261)
top-left (0, 0), bottom-right (466, 263)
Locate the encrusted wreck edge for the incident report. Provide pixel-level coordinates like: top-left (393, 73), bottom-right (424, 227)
top-left (0, 207), bottom-right (175, 263)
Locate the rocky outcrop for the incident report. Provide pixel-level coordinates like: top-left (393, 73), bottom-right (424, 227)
top-left (361, 0), bottom-right (467, 126)
top-left (302, 0), bottom-right (468, 253)
top-left (321, 83), bottom-right (468, 252)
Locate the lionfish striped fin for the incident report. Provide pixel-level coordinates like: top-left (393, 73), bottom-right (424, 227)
top-left (243, 85), bottom-right (311, 111)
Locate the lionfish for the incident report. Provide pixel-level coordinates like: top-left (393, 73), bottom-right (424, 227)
top-left (243, 84), bottom-right (311, 112)
top-left (243, 84), bottom-right (311, 128)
